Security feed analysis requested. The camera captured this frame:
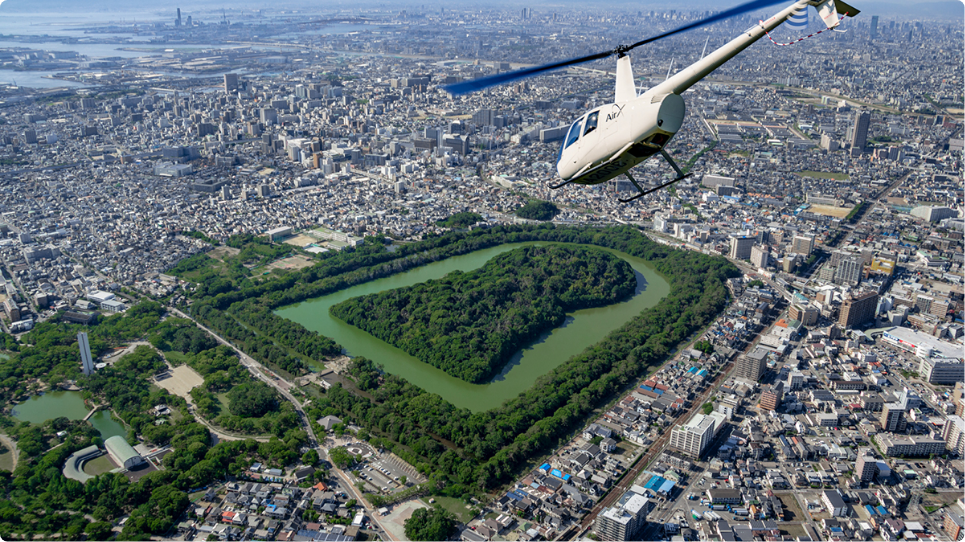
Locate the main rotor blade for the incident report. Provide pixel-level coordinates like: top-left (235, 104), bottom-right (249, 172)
top-left (624, 0), bottom-right (789, 51)
top-left (443, 0), bottom-right (792, 96)
top-left (444, 50), bottom-right (612, 95)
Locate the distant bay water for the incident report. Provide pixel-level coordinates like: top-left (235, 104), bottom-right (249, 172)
top-left (0, 7), bottom-right (369, 88)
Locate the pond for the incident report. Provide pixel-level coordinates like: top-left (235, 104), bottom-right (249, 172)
top-left (276, 242), bottom-right (670, 412)
top-left (11, 390), bottom-right (127, 440)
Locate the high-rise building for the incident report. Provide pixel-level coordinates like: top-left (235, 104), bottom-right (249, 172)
top-left (670, 412), bottom-right (726, 458)
top-left (839, 291), bottom-right (878, 329)
top-left (759, 382), bottom-right (784, 411)
top-left (787, 371), bottom-right (805, 391)
top-left (595, 493), bottom-right (648, 541)
top-left (224, 73), bottom-right (239, 92)
top-left (736, 349), bottom-right (767, 381)
top-left (791, 235), bottom-right (814, 256)
top-left (750, 245), bottom-right (769, 269)
top-left (942, 415), bottom-right (965, 456)
top-left (78, 332), bottom-right (94, 376)
top-left (835, 254), bottom-right (863, 285)
top-left (954, 382), bottom-right (964, 417)
top-left (729, 235), bottom-right (755, 260)
top-left (869, 15), bottom-right (879, 40)
top-left (880, 393), bottom-right (908, 433)
top-left (472, 109), bottom-right (494, 126)
top-left (944, 511), bottom-right (964, 541)
top-left (788, 304), bottom-right (818, 326)
top-left (851, 111), bottom-right (871, 152)
top-left (855, 452), bottom-right (877, 482)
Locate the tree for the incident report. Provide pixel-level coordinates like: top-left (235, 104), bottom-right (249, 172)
top-left (399, 475), bottom-right (407, 486)
top-left (226, 381), bottom-right (279, 418)
top-left (302, 449), bottom-right (319, 466)
top-left (85, 521), bottom-right (114, 540)
top-left (514, 200), bottom-right (559, 221)
top-left (328, 447), bottom-right (354, 469)
top-left (701, 402), bottom-right (714, 415)
top-left (404, 506), bottom-right (457, 542)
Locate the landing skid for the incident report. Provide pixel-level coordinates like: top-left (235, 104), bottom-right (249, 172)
top-left (618, 149), bottom-right (692, 203)
top-left (549, 178), bottom-right (575, 190)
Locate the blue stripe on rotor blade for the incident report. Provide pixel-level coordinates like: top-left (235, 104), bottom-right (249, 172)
top-left (444, 0), bottom-right (791, 95)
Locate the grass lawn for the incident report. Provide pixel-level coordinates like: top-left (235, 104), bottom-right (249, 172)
top-left (0, 450), bottom-right (12, 471)
top-left (215, 392), bottom-right (230, 414)
top-left (83, 454), bottom-right (116, 476)
top-left (163, 350), bottom-right (190, 366)
top-left (797, 170), bottom-right (849, 181)
top-left (432, 496), bottom-right (476, 523)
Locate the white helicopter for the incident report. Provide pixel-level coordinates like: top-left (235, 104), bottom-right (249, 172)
top-left (447, 0), bottom-right (859, 202)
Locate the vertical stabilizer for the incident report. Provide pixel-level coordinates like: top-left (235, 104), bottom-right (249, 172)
top-left (817, 0), bottom-right (842, 29)
top-left (615, 55), bottom-right (636, 103)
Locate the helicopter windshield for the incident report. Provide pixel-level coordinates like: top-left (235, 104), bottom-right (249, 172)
top-left (564, 117), bottom-right (584, 149)
top-left (557, 116), bottom-right (585, 165)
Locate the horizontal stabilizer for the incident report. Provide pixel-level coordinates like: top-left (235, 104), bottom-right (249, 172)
top-left (833, 0), bottom-right (860, 17)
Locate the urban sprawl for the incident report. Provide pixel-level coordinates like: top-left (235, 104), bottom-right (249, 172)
top-left (0, 3), bottom-right (963, 542)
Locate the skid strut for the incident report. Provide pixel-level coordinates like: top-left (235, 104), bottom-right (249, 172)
top-left (618, 149), bottom-right (692, 203)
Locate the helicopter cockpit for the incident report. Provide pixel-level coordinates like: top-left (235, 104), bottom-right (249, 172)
top-left (557, 109), bottom-right (603, 160)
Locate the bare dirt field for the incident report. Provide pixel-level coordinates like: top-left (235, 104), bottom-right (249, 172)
top-left (283, 234), bottom-right (317, 247)
top-left (154, 364), bottom-right (204, 399)
top-left (809, 204), bottom-right (853, 218)
top-left (268, 254), bottom-right (315, 271)
top-left (208, 246), bottom-right (241, 261)
top-left (382, 500), bottom-right (430, 541)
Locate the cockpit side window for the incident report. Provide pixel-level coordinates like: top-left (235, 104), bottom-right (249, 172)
top-left (564, 117), bottom-right (584, 150)
top-left (584, 111), bottom-right (599, 136)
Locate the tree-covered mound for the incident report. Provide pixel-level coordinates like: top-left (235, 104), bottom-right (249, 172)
top-left (436, 212), bottom-right (482, 228)
top-left (514, 199), bottom-right (559, 221)
top-left (330, 245), bottom-right (636, 384)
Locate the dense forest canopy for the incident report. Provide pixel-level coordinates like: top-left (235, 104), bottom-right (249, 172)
top-left (330, 245), bottom-right (636, 383)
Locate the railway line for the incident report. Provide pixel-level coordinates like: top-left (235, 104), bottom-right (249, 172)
top-left (566, 356), bottom-right (737, 539)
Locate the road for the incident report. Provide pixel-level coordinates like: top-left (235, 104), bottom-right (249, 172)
top-left (166, 306), bottom-right (320, 447)
top-left (167, 306), bottom-right (393, 535)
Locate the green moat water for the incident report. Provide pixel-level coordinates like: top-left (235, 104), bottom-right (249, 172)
top-left (11, 390), bottom-right (127, 440)
top-left (276, 242), bottom-right (670, 412)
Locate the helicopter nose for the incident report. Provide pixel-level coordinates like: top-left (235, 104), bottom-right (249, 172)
top-left (557, 160), bottom-right (575, 182)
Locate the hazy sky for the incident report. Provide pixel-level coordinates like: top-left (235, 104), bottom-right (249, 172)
top-left (0, 0), bottom-right (961, 19)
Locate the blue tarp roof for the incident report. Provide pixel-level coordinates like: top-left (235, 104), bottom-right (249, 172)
top-left (644, 476), bottom-right (667, 490)
top-left (550, 469), bottom-right (563, 478)
top-left (876, 506), bottom-right (888, 515)
top-left (696, 369), bottom-right (708, 377)
top-left (539, 463), bottom-right (551, 471)
top-left (865, 505), bottom-right (877, 515)
top-left (687, 367), bottom-right (699, 374)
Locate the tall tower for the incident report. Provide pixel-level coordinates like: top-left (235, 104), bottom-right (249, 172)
top-left (78, 332), bottom-right (94, 376)
top-left (869, 15), bottom-right (879, 40)
top-left (851, 111), bottom-right (870, 152)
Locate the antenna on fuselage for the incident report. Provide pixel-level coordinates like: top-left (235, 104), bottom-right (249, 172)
top-left (700, 36), bottom-right (710, 59)
top-left (665, 58), bottom-right (675, 80)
